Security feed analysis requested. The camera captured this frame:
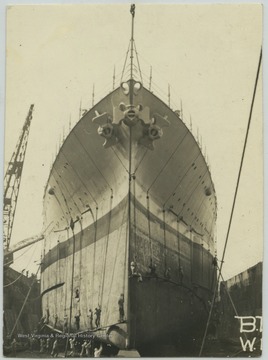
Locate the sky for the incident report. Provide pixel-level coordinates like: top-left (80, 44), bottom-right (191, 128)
top-left (1, 3), bottom-right (264, 283)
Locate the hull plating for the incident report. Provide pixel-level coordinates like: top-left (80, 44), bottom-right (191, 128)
top-left (41, 84), bottom-right (217, 350)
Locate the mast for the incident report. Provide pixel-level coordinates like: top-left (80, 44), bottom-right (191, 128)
top-left (127, 4), bottom-right (136, 349)
top-left (130, 4), bottom-right (135, 80)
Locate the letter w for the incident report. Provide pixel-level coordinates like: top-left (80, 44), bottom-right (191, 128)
top-left (240, 337), bottom-right (256, 352)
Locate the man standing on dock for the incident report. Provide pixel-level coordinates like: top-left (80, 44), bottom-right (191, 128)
top-left (118, 294), bottom-right (125, 322)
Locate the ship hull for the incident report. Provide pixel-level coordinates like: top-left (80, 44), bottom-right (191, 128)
top-left (41, 82), bottom-right (217, 353)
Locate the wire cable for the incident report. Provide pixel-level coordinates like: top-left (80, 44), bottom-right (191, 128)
top-left (147, 129), bottom-right (189, 192)
top-left (198, 47), bottom-right (262, 357)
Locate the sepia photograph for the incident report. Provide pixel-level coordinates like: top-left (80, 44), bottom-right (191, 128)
top-left (2, 3), bottom-right (263, 358)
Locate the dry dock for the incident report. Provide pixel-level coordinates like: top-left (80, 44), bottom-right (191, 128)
top-left (3, 262), bottom-right (262, 357)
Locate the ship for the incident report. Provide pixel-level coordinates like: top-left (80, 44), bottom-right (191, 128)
top-left (40, 5), bottom-right (217, 355)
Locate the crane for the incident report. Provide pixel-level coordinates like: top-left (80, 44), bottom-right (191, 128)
top-left (3, 104), bottom-right (34, 256)
top-left (4, 233), bottom-right (44, 267)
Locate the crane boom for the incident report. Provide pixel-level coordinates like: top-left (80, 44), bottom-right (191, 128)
top-left (4, 233), bottom-right (44, 267)
top-left (3, 104), bottom-right (34, 251)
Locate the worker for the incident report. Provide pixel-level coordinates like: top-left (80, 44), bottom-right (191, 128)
top-left (118, 294), bottom-right (124, 322)
top-left (212, 256), bottom-right (218, 267)
top-left (51, 339), bottom-right (59, 357)
top-left (80, 340), bottom-right (87, 357)
top-left (148, 258), bottom-right (157, 276)
top-left (75, 289), bottom-right (80, 301)
top-left (11, 337), bottom-right (17, 356)
top-left (164, 267), bottom-right (171, 280)
top-left (46, 306), bottom-right (50, 324)
top-left (94, 343), bottom-right (103, 358)
top-left (130, 261), bottom-right (137, 275)
top-left (69, 337), bottom-right (75, 357)
top-left (74, 311), bottom-right (81, 331)
top-left (63, 314), bottom-right (68, 333)
top-left (85, 340), bottom-right (92, 356)
top-left (29, 335), bottom-right (34, 351)
top-left (88, 308), bottom-right (93, 329)
top-left (94, 306), bottom-right (101, 328)
top-left (40, 338), bottom-right (45, 353)
top-left (46, 338), bottom-right (51, 353)
top-left (54, 313), bottom-right (58, 328)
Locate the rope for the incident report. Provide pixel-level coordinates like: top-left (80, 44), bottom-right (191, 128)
top-left (146, 193), bottom-right (153, 259)
top-left (147, 129), bottom-right (189, 193)
top-left (176, 216), bottom-right (181, 267)
top-left (4, 242), bottom-right (38, 287)
top-left (55, 239), bottom-right (60, 314)
top-left (51, 176), bottom-right (72, 220)
top-left (163, 210), bottom-right (167, 272)
top-left (110, 147), bottom-right (129, 174)
top-left (198, 47), bottom-right (262, 357)
top-left (177, 168), bottom-right (208, 218)
top-left (64, 228), bottom-right (70, 314)
top-left (133, 41), bottom-right (143, 84)
top-left (64, 226), bottom-right (76, 357)
top-left (61, 151), bottom-right (98, 207)
top-left (190, 196), bottom-right (206, 227)
top-left (99, 192), bottom-right (113, 307)
top-left (120, 42), bottom-right (130, 83)
top-left (163, 151), bottom-right (202, 207)
top-left (3, 238), bottom-right (35, 267)
top-left (73, 131), bottom-right (113, 192)
top-left (48, 184), bottom-right (69, 229)
top-left (91, 207), bottom-right (99, 308)
top-left (217, 265), bottom-right (248, 342)
top-left (104, 199), bottom-right (128, 324)
top-left (133, 176), bottom-right (137, 256)
top-left (54, 170), bottom-right (81, 215)
top-left (133, 148), bottom-right (148, 174)
top-left (78, 219), bottom-right (83, 315)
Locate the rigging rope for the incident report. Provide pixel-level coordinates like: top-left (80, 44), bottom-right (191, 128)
top-left (176, 216), bottom-right (181, 267)
top-left (147, 129), bottom-right (189, 193)
top-left (133, 176), bottom-right (137, 256)
top-left (99, 192), bottom-right (113, 308)
top-left (177, 168), bottom-right (208, 219)
top-left (4, 242), bottom-right (39, 288)
top-left (91, 207), bottom-right (99, 308)
top-left (110, 147), bottom-right (129, 174)
top-left (104, 200), bottom-right (128, 324)
top-left (120, 42), bottom-right (131, 83)
top-left (55, 238), bottom-right (60, 315)
top-left (64, 228), bottom-right (70, 315)
top-left (54, 170), bottom-right (81, 215)
top-left (163, 151), bottom-right (202, 207)
top-left (78, 218), bottom-right (83, 316)
top-left (73, 131), bottom-right (113, 192)
top-left (61, 151), bottom-right (98, 207)
top-left (133, 148), bottom-right (148, 174)
top-left (146, 193), bottom-right (153, 259)
top-left (198, 47), bottom-right (262, 357)
top-left (3, 239), bottom-right (34, 267)
top-left (133, 41), bottom-right (143, 83)
top-left (64, 226), bottom-right (76, 357)
top-left (217, 265), bottom-right (248, 342)
top-left (163, 210), bottom-right (167, 273)
top-left (48, 184), bottom-right (69, 229)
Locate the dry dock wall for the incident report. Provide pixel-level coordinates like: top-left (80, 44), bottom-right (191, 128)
top-left (3, 267), bottom-right (41, 338)
top-left (217, 262), bottom-right (262, 354)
